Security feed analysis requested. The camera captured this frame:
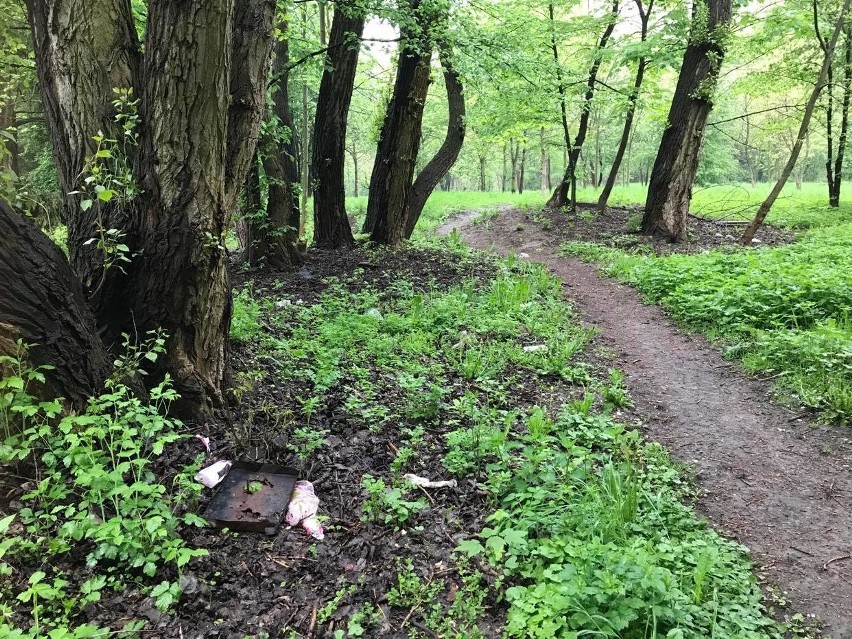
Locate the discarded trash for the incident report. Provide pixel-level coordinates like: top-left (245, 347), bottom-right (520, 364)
top-left (194, 434), bottom-right (211, 454)
top-left (404, 473), bottom-right (458, 489)
top-left (204, 461), bottom-right (299, 535)
top-left (301, 515), bottom-right (325, 540)
top-left (522, 344), bottom-right (547, 353)
top-left (365, 308), bottom-right (383, 321)
top-left (286, 480), bottom-right (324, 539)
top-left (195, 460), bottom-right (232, 488)
top-left (519, 252), bottom-right (530, 258)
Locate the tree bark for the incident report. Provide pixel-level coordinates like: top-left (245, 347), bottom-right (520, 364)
top-left (312, 5), bottom-right (364, 249)
top-left (25, 0), bottom-right (276, 416)
top-left (548, 0), bottom-right (619, 211)
top-left (598, 0), bottom-right (653, 212)
top-left (25, 0), bottom-right (141, 323)
top-left (741, 0), bottom-right (850, 244)
top-left (364, 0), bottom-right (433, 245)
top-left (404, 50), bottom-right (466, 238)
top-left (225, 0), bottom-right (276, 214)
top-left (0, 199), bottom-right (111, 406)
top-left (642, 0), bottom-right (733, 242)
top-left (247, 24), bottom-right (303, 269)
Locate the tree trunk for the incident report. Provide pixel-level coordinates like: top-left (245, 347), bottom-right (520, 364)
top-left (0, 101), bottom-right (21, 177)
top-left (598, 0), bottom-right (652, 212)
top-left (830, 25), bottom-right (852, 206)
top-left (501, 142), bottom-right (507, 191)
top-left (25, 0), bottom-right (141, 322)
top-left (0, 200), bottom-right (111, 406)
top-left (225, 0), bottom-right (276, 214)
top-left (404, 51), bottom-right (466, 238)
top-left (248, 25), bottom-right (303, 269)
top-left (364, 1), bottom-right (433, 245)
top-left (517, 138), bottom-right (526, 195)
top-left (540, 127), bottom-right (548, 192)
top-left (242, 153), bottom-right (264, 265)
top-left (509, 139), bottom-right (519, 193)
top-left (480, 155), bottom-right (487, 191)
top-left (312, 5), bottom-right (363, 249)
top-left (25, 0), bottom-right (275, 416)
top-left (548, 0), bottom-right (620, 211)
top-left (741, 0), bottom-right (850, 244)
top-left (642, 0), bottom-right (733, 242)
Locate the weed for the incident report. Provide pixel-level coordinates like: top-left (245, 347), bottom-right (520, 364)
top-left (361, 475), bottom-right (427, 527)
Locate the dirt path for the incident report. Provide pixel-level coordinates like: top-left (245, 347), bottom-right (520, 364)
top-left (440, 208), bottom-right (852, 638)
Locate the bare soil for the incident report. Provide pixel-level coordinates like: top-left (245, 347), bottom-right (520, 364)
top-left (441, 206), bottom-right (852, 639)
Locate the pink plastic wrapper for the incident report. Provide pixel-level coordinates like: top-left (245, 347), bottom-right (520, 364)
top-left (286, 480), bottom-right (324, 540)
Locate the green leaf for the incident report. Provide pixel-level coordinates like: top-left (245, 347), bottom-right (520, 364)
top-left (80, 199), bottom-right (93, 211)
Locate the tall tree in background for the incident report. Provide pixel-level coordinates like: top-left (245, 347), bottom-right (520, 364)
top-left (312, 2), bottom-right (364, 249)
top-left (363, 0), bottom-right (434, 245)
top-left (10, 0), bottom-right (276, 414)
top-left (741, 0), bottom-right (850, 244)
top-left (641, 0), bottom-right (732, 242)
top-left (547, 0), bottom-right (620, 211)
top-left (597, 0), bottom-right (654, 212)
top-left (819, 9), bottom-right (852, 208)
top-left (364, 0), bottom-right (465, 246)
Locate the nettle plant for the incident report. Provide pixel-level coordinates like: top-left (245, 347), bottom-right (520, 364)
top-left (0, 336), bottom-right (206, 637)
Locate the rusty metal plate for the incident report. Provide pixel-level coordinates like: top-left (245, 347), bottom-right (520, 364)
top-left (204, 461), bottom-right (299, 535)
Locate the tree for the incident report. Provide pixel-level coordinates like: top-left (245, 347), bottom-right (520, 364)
top-left (597, 0), bottom-right (654, 212)
top-left (311, 2), bottom-right (364, 250)
top-left (741, 0), bottom-right (850, 244)
top-left (16, 0), bottom-right (276, 414)
top-left (363, 0), bottom-right (465, 246)
top-left (547, 0), bottom-right (620, 211)
top-left (641, 0), bottom-right (733, 242)
top-left (245, 19), bottom-right (304, 268)
top-left (818, 7), bottom-right (852, 207)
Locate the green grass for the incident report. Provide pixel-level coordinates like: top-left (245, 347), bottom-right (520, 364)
top-left (572, 182), bottom-right (852, 229)
top-left (258, 254), bottom-right (782, 637)
top-left (562, 223), bottom-right (852, 423)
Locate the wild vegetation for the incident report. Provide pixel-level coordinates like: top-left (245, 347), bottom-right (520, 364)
top-left (2, 0), bottom-right (852, 635)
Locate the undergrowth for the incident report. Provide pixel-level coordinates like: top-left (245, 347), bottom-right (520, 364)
top-left (0, 339), bottom-right (205, 637)
top-left (561, 223), bottom-right (852, 423)
top-left (259, 252), bottom-right (781, 636)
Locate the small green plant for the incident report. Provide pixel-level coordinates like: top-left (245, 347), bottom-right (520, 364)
top-left (0, 342), bottom-right (207, 636)
top-left (626, 212), bottom-right (643, 232)
top-left (360, 475), bottom-right (426, 527)
top-left (289, 425), bottom-right (329, 461)
top-left (231, 288), bottom-right (262, 343)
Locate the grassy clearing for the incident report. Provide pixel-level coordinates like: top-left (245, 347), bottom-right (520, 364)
top-left (571, 182), bottom-right (852, 230)
top-left (562, 223), bottom-right (852, 423)
top-left (242, 249), bottom-right (783, 637)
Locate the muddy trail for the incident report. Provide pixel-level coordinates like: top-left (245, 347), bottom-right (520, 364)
top-left (440, 207), bottom-right (852, 638)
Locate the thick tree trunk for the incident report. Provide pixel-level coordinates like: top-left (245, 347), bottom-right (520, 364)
top-left (642, 0), bottom-right (733, 242)
top-left (0, 200), bottom-right (111, 406)
top-left (364, 4), bottom-right (433, 245)
top-left (225, 0), bottom-right (276, 214)
top-left (404, 51), bottom-right (466, 238)
top-left (598, 0), bottom-right (652, 212)
top-left (25, 0), bottom-right (275, 416)
top-left (312, 6), bottom-right (364, 249)
top-left (548, 0), bottom-right (619, 211)
top-left (741, 0), bottom-right (849, 244)
top-left (25, 0), bottom-right (141, 324)
top-left (247, 27), bottom-right (303, 269)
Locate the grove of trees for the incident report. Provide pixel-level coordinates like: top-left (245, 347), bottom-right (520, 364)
top-left (2, 0), bottom-right (851, 417)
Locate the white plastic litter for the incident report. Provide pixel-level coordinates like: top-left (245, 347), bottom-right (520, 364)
top-left (522, 344), bottom-right (547, 353)
top-left (404, 473), bottom-right (458, 489)
top-left (194, 434), bottom-right (211, 453)
top-left (195, 460), bottom-right (232, 488)
top-left (286, 480), bottom-right (324, 540)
